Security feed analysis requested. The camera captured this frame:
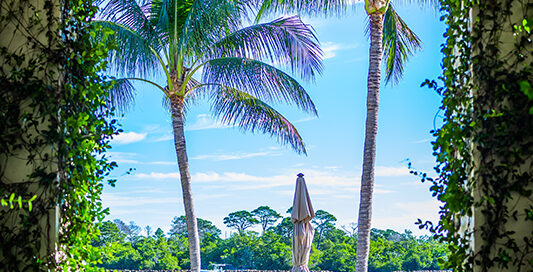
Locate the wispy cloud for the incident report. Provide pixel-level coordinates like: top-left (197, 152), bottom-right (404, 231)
top-left (112, 132), bottom-right (147, 145)
top-left (135, 172), bottom-right (179, 179)
top-left (131, 165), bottom-right (406, 195)
top-left (410, 138), bottom-right (431, 144)
top-left (138, 124), bottom-right (174, 142)
top-left (294, 116), bottom-right (318, 123)
top-left (196, 193), bottom-right (231, 201)
top-left (106, 152), bottom-right (175, 166)
top-left (150, 161), bottom-right (176, 165)
top-left (186, 114), bottom-right (232, 131)
top-left (192, 172), bottom-right (275, 183)
top-left (133, 165), bottom-right (409, 182)
top-left (375, 166), bottom-right (410, 176)
top-left (192, 168), bottom-right (359, 192)
top-left (192, 151), bottom-right (281, 161)
top-left (107, 152), bottom-right (141, 164)
top-left (322, 41), bottom-right (361, 60)
top-left (102, 193), bottom-right (179, 207)
top-left (151, 134), bottom-right (174, 142)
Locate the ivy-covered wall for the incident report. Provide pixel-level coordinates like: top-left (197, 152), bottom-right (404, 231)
top-left (0, 0), bottom-right (118, 270)
top-left (419, 0), bottom-right (533, 270)
top-left (470, 1), bottom-right (533, 271)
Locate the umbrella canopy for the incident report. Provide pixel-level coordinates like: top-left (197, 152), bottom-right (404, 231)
top-left (291, 173), bottom-right (315, 272)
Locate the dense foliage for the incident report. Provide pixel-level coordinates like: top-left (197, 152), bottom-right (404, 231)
top-left (94, 208), bottom-right (448, 272)
top-left (0, 0), bottom-right (118, 270)
top-left (417, 0), bottom-right (533, 270)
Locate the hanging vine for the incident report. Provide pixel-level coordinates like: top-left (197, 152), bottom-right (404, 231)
top-left (0, 0), bottom-right (118, 270)
top-left (416, 0), bottom-right (533, 270)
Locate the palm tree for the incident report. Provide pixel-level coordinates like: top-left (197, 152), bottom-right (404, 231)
top-left (255, 1), bottom-right (423, 271)
top-left (96, 1), bottom-right (322, 271)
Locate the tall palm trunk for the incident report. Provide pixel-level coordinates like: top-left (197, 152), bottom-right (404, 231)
top-left (356, 12), bottom-right (383, 272)
top-left (170, 95), bottom-right (201, 272)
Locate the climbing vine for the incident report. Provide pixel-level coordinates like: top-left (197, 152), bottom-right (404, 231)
top-left (0, 0), bottom-right (117, 271)
top-left (416, 0), bottom-right (533, 270)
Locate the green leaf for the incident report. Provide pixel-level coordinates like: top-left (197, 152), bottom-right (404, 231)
top-left (523, 19), bottom-right (531, 33)
top-left (17, 196), bottom-right (22, 208)
top-left (9, 193), bottom-right (15, 208)
top-left (206, 16), bottom-right (323, 82)
top-left (382, 5), bottom-right (422, 85)
top-left (520, 80), bottom-right (533, 99)
top-left (209, 85), bottom-right (307, 154)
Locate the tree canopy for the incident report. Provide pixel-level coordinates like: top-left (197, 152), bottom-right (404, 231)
top-left (94, 208), bottom-right (448, 272)
top-left (223, 211), bottom-right (259, 233)
top-left (252, 206), bottom-right (282, 233)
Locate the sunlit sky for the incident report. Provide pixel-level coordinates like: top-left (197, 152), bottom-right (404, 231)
top-left (102, 3), bottom-right (446, 237)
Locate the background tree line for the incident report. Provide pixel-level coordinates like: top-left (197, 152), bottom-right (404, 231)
top-left (94, 206), bottom-right (448, 272)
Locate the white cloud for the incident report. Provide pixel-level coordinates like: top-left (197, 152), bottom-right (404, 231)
top-left (151, 134), bottom-right (174, 142)
top-left (294, 116), bottom-right (318, 123)
top-left (196, 193), bottom-right (231, 201)
top-left (192, 151), bottom-right (281, 161)
top-left (112, 132), bottom-right (147, 144)
top-left (135, 172), bottom-right (179, 179)
top-left (106, 152), bottom-right (141, 164)
top-left (410, 138), bottom-right (431, 144)
top-left (374, 189), bottom-right (395, 194)
top-left (322, 41), bottom-right (361, 60)
top-left (192, 172), bottom-right (275, 183)
top-left (375, 166), bottom-right (411, 176)
top-left (102, 193), bottom-right (179, 207)
top-left (192, 168), bottom-right (359, 192)
top-left (186, 114), bottom-right (232, 131)
top-left (105, 152), bottom-right (175, 166)
top-left (150, 161), bottom-right (176, 165)
top-left (323, 42), bottom-right (343, 59)
top-left (134, 165), bottom-right (409, 185)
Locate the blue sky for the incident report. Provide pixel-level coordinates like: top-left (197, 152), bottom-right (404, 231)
top-left (102, 3), bottom-right (446, 237)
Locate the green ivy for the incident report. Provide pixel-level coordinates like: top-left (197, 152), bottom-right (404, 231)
top-left (416, 0), bottom-right (533, 270)
top-left (0, 0), bottom-right (118, 270)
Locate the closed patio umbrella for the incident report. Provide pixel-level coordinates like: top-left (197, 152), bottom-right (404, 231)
top-left (291, 173), bottom-right (315, 272)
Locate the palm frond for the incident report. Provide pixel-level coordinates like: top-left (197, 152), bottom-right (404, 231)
top-left (146, 0), bottom-right (193, 50)
top-left (183, 77), bottom-right (203, 114)
top-left (99, 0), bottom-right (165, 52)
top-left (254, 0), bottom-right (350, 21)
top-left (142, 0), bottom-right (171, 46)
top-left (105, 78), bottom-right (136, 113)
top-left (180, 0), bottom-right (245, 59)
top-left (382, 4), bottom-right (422, 85)
top-left (94, 21), bottom-right (163, 78)
top-left (210, 85), bottom-right (307, 154)
top-left (389, 0), bottom-right (440, 12)
top-left (206, 16), bottom-right (323, 81)
top-left (202, 57), bottom-right (318, 115)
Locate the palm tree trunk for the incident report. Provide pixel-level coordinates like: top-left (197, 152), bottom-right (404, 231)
top-left (356, 12), bottom-right (383, 272)
top-left (170, 95), bottom-right (201, 272)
